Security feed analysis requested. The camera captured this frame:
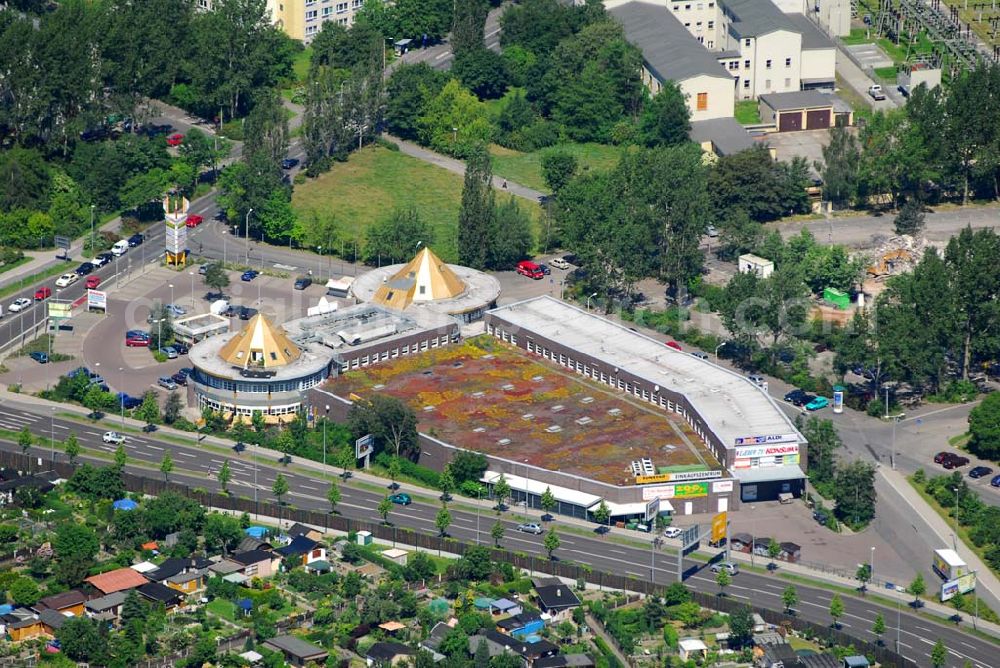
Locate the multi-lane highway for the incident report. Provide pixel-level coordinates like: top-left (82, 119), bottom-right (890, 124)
top-left (0, 398), bottom-right (994, 667)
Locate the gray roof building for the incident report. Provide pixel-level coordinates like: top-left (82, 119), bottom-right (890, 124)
top-left (759, 90), bottom-right (835, 111)
top-left (785, 13), bottom-right (835, 50)
top-left (608, 1), bottom-right (731, 82)
top-left (264, 635), bottom-right (329, 666)
top-left (722, 0), bottom-right (798, 38)
top-left (689, 118), bottom-right (756, 155)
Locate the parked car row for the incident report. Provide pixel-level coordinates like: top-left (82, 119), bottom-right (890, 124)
top-left (934, 451), bottom-right (970, 470)
top-left (782, 388), bottom-right (829, 411)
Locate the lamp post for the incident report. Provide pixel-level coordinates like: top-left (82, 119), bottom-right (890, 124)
top-left (323, 404), bottom-right (330, 467)
top-left (317, 246), bottom-right (323, 279)
top-left (189, 271), bottom-right (195, 307)
top-left (169, 283), bottom-right (174, 308)
top-left (245, 208), bottom-right (254, 262)
top-left (452, 126), bottom-right (458, 144)
top-left (952, 486), bottom-right (960, 549)
top-left (119, 367), bottom-right (125, 429)
top-left (715, 342), bottom-right (726, 360)
top-left (586, 292), bottom-right (598, 311)
top-left (50, 406), bottom-right (55, 464)
top-left (89, 204), bottom-right (96, 253)
top-left (750, 505), bottom-right (756, 568)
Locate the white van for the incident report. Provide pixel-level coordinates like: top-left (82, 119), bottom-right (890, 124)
top-left (111, 239), bottom-right (129, 256)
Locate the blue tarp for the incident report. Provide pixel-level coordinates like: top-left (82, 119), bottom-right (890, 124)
top-left (237, 598), bottom-right (253, 611)
top-left (244, 526), bottom-right (267, 538)
top-left (0, 604), bottom-right (13, 615)
top-left (112, 499), bottom-right (138, 511)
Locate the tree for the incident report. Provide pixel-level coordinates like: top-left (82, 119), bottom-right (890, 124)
top-left (435, 507), bottom-right (452, 536)
top-left (417, 79), bottom-right (493, 158)
top-left (327, 480), bottom-right (341, 514)
top-left (715, 566), bottom-right (731, 596)
top-left (454, 47), bottom-right (509, 100)
top-left (710, 145), bottom-right (809, 222)
top-left (135, 391), bottom-right (160, 429)
top-left (543, 527), bottom-right (560, 559)
top-left (217, 460), bottom-right (232, 494)
top-left (540, 486), bottom-right (556, 519)
top-left (638, 83), bottom-right (690, 147)
top-left (829, 593), bottom-right (844, 627)
top-left (717, 209), bottom-right (762, 261)
top-left (833, 460), bottom-right (877, 528)
top-left (163, 391), bottom-right (182, 425)
top-left (203, 262), bottom-right (230, 295)
top-left (908, 573), bottom-right (926, 605)
top-left (818, 126), bottom-right (861, 208)
top-left (856, 563), bottom-right (872, 590)
top-left (363, 207), bottom-right (435, 265)
top-left (388, 456), bottom-right (402, 486)
top-left (767, 539), bottom-right (781, 569)
top-left (491, 519), bottom-right (505, 547)
top-left (872, 612), bottom-right (886, 644)
top-left (385, 63), bottom-right (449, 141)
top-left (378, 496), bottom-right (393, 524)
top-left (203, 513), bottom-right (242, 555)
top-left (727, 606), bottom-right (754, 647)
top-left (451, 0), bottom-right (488, 56)
top-left (782, 585), bottom-right (798, 613)
top-left (63, 433), bottom-right (81, 465)
top-left (458, 144), bottom-right (495, 270)
top-left (894, 198), bottom-right (926, 236)
top-left (439, 464), bottom-right (455, 501)
top-left (540, 150), bottom-right (578, 195)
top-left (450, 451), bottom-right (488, 484)
top-left (159, 452), bottom-right (173, 482)
top-left (54, 522), bottom-right (99, 585)
top-left (9, 576), bottom-right (40, 607)
top-left (800, 417), bottom-right (842, 491)
top-left (272, 473), bottom-right (289, 505)
top-left (930, 639), bottom-right (947, 668)
top-left (113, 445), bottom-right (127, 472)
top-left (348, 394), bottom-right (420, 460)
top-left (17, 426), bottom-right (32, 460)
top-left (487, 196), bottom-right (533, 270)
top-left (945, 227), bottom-right (1000, 379)
top-left (592, 500), bottom-right (611, 527)
top-left (969, 392), bottom-right (1000, 460)
top-left (493, 474), bottom-right (511, 510)
top-left (57, 616), bottom-right (106, 664)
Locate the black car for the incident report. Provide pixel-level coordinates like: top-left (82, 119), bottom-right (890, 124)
top-left (177, 367), bottom-right (194, 378)
top-left (74, 262), bottom-right (95, 276)
top-left (140, 123), bottom-right (172, 137)
top-left (538, 263), bottom-right (551, 275)
top-left (172, 341), bottom-right (189, 355)
top-left (281, 158), bottom-right (300, 170)
top-left (969, 465), bottom-right (993, 479)
top-left (783, 389), bottom-right (809, 405)
top-left (812, 511), bottom-right (829, 525)
top-left (239, 306), bottom-right (258, 320)
top-left (233, 441), bottom-right (246, 453)
top-left (171, 372), bottom-right (188, 386)
top-left (128, 233), bottom-right (144, 247)
top-left (95, 252), bottom-right (114, 266)
top-left (293, 276), bottom-right (312, 290)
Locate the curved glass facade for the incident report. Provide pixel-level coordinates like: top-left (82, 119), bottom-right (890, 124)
top-left (191, 366), bottom-right (328, 394)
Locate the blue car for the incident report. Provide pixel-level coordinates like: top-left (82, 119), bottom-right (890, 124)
top-left (241, 270), bottom-right (259, 282)
top-left (991, 474), bottom-right (1000, 488)
top-left (116, 392), bottom-right (141, 409)
top-left (805, 396), bottom-right (829, 411)
top-left (29, 351), bottom-right (48, 364)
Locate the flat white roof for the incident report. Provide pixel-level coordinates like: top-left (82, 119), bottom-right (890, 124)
top-left (678, 638), bottom-right (708, 651)
top-left (482, 471), bottom-right (602, 509)
top-left (935, 549), bottom-right (966, 566)
top-left (488, 296), bottom-right (803, 450)
top-left (733, 466), bottom-right (806, 484)
top-left (588, 499), bottom-right (674, 516)
top-left (130, 561), bottom-right (159, 573)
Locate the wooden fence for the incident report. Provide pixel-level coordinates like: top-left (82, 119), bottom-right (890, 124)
top-left (4, 453), bottom-right (916, 668)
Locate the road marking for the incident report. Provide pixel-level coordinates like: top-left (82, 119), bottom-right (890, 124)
top-left (175, 451), bottom-right (197, 458)
top-left (435, 52), bottom-right (450, 60)
top-left (145, 444), bottom-right (163, 451)
top-left (486, 28), bottom-right (501, 37)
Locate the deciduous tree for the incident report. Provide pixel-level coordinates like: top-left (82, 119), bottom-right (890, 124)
top-left (458, 144), bottom-right (495, 269)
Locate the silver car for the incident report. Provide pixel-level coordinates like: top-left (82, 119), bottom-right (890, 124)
top-left (516, 523), bottom-right (543, 535)
top-left (157, 376), bottom-right (178, 390)
top-left (710, 561), bottom-right (739, 575)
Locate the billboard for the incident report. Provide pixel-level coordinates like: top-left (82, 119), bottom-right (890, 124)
top-left (733, 443), bottom-right (800, 459)
top-left (642, 482), bottom-right (712, 500)
top-left (47, 300), bottom-right (72, 320)
top-left (87, 289), bottom-right (107, 311)
top-left (645, 497), bottom-right (659, 522)
top-left (733, 433), bottom-right (798, 446)
top-left (681, 525), bottom-right (701, 555)
top-left (940, 572), bottom-right (976, 601)
top-left (712, 480), bottom-right (734, 493)
top-left (711, 511), bottom-right (727, 544)
top-left (636, 470), bottom-right (722, 484)
top-left (355, 434), bottom-right (374, 459)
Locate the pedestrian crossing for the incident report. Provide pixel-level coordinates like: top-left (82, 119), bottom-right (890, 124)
top-left (0, 411), bottom-right (38, 431)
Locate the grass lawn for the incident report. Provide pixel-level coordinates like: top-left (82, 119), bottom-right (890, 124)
top-left (206, 598), bottom-right (237, 622)
top-left (489, 142), bottom-right (624, 192)
top-left (292, 146), bottom-right (542, 262)
top-left (841, 27), bottom-right (875, 45)
top-left (0, 255), bottom-right (30, 276)
top-left (948, 432), bottom-right (970, 447)
top-left (874, 65), bottom-right (898, 82)
top-left (0, 260), bottom-right (74, 299)
top-left (734, 100), bottom-right (761, 124)
top-left (292, 47), bottom-right (312, 84)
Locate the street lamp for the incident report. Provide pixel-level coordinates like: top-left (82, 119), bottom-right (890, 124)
top-left (245, 208), bottom-right (254, 262)
top-left (714, 342), bottom-right (726, 360)
top-left (119, 367), bottom-right (125, 429)
top-left (870, 546), bottom-right (875, 587)
top-left (50, 406), bottom-right (55, 465)
top-left (189, 271), bottom-right (195, 307)
top-left (586, 292), bottom-right (598, 311)
top-left (952, 487), bottom-right (960, 549)
top-left (89, 204), bottom-right (96, 253)
top-left (317, 246), bottom-right (323, 279)
top-left (169, 283), bottom-right (174, 308)
top-left (452, 126), bottom-right (458, 144)
top-left (323, 404), bottom-right (330, 467)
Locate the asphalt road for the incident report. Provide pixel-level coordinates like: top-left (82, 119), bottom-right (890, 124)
top-left (0, 401), bottom-right (994, 666)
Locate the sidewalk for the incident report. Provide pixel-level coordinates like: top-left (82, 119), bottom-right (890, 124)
top-left (384, 134), bottom-right (545, 202)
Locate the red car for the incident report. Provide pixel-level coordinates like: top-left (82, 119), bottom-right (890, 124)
top-left (125, 333), bottom-right (150, 347)
top-left (933, 452), bottom-right (954, 464)
top-left (665, 341), bottom-right (683, 351)
top-left (185, 214), bottom-right (204, 228)
top-left (33, 286), bottom-right (51, 301)
top-left (85, 275), bottom-right (102, 289)
top-left (167, 133), bottom-right (184, 147)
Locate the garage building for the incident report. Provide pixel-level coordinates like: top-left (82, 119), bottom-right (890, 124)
top-left (758, 91), bottom-right (838, 132)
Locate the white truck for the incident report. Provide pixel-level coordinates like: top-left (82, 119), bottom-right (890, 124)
top-left (868, 84), bottom-right (886, 101)
top-left (932, 548), bottom-right (967, 580)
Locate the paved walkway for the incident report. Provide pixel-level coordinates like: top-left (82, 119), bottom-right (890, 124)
top-left (385, 134), bottom-right (545, 202)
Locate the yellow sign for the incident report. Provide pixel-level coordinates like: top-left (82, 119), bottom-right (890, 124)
top-left (635, 473), bottom-right (673, 485)
top-left (672, 482), bottom-right (708, 499)
top-left (711, 512), bottom-right (727, 544)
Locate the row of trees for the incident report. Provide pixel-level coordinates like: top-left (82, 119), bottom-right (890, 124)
top-left (820, 63), bottom-right (1000, 208)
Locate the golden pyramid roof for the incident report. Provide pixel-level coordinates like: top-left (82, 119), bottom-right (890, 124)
top-left (218, 314), bottom-right (301, 369)
top-left (371, 247), bottom-right (465, 310)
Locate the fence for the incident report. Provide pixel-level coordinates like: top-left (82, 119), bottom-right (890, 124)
top-left (3, 451), bottom-right (917, 668)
